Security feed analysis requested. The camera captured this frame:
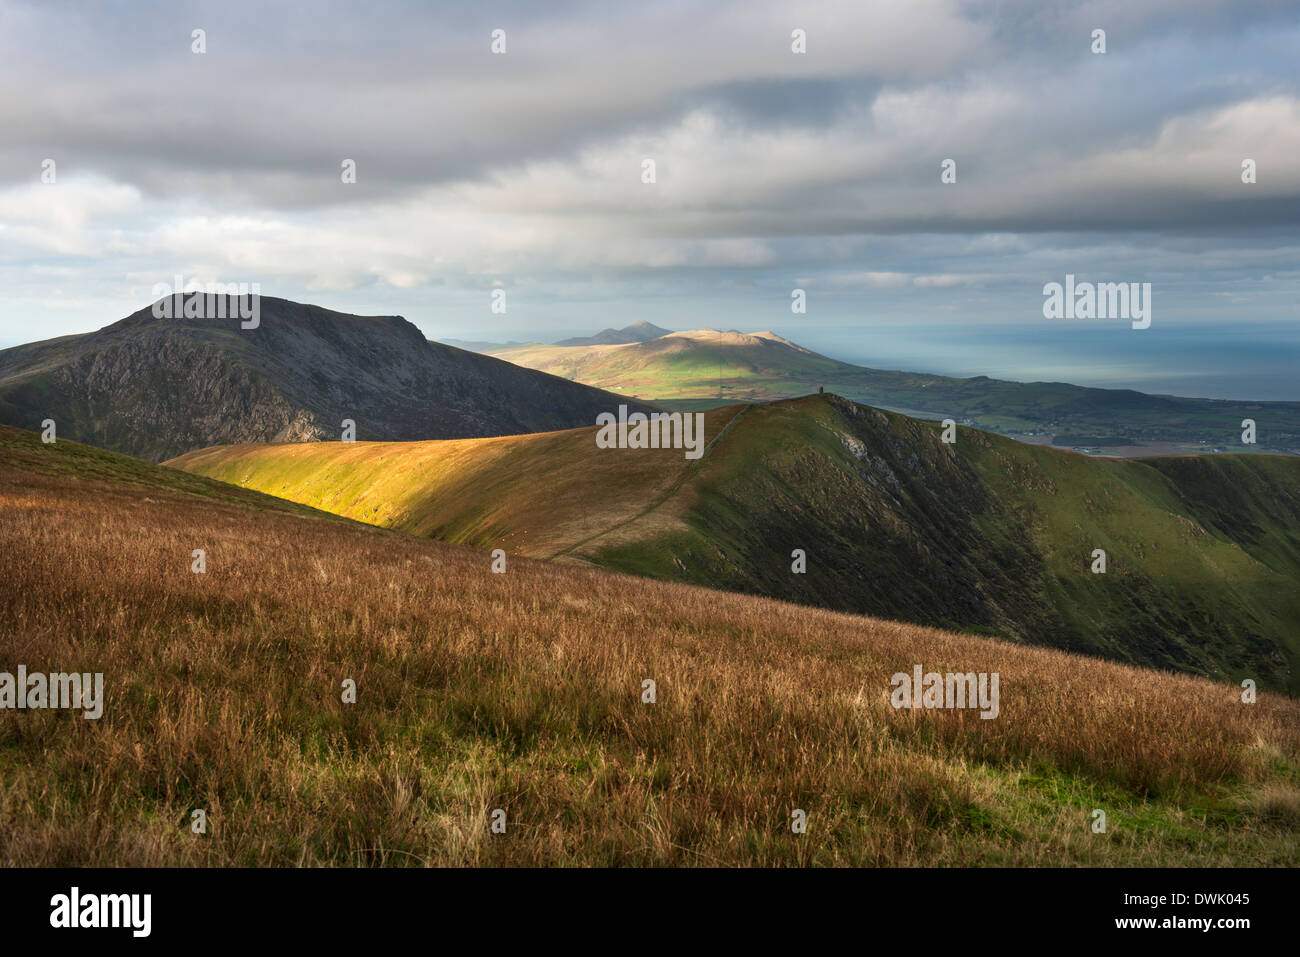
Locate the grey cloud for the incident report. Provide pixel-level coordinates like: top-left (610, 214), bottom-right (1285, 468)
top-left (1, 0), bottom-right (1298, 357)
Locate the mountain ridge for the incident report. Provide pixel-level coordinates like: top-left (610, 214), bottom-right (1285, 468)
top-left (0, 296), bottom-right (655, 461)
top-left (171, 392), bottom-right (1300, 692)
top-left (553, 320), bottom-right (673, 347)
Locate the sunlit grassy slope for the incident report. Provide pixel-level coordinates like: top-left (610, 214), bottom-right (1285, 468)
top-left (489, 330), bottom-right (833, 404)
top-left (171, 395), bottom-right (1300, 692)
top-left (173, 405), bottom-right (746, 558)
top-left (5, 424), bottom-right (1300, 866)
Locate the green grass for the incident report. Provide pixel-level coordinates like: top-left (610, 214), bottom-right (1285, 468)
top-left (595, 396), bottom-right (1300, 691)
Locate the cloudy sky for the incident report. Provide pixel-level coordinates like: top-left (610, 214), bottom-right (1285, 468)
top-left (2, 0), bottom-right (1297, 397)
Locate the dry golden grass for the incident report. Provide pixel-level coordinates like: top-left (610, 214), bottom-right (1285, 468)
top-left (1, 433), bottom-right (1297, 866)
top-left (166, 407), bottom-right (747, 560)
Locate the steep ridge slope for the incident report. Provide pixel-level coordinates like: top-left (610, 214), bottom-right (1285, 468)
top-left (171, 394), bottom-right (1300, 691)
top-left (0, 295), bottom-right (654, 461)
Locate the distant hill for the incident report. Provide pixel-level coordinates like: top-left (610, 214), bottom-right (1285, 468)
top-left (486, 328), bottom-right (824, 404)
top-left (440, 337), bottom-right (529, 352)
top-left (486, 328), bottom-right (1300, 452)
top-left (438, 321), bottom-right (674, 354)
top-left (0, 295), bottom-right (654, 461)
top-left (553, 320), bottom-right (673, 347)
top-left (172, 393), bottom-right (1300, 693)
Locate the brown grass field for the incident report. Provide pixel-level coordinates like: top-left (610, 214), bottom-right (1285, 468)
top-left (1, 425), bottom-right (1297, 866)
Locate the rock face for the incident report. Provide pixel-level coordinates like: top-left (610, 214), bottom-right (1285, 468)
top-left (0, 296), bottom-right (654, 461)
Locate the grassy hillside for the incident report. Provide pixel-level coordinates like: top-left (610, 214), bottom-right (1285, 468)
top-left (172, 395), bottom-right (1300, 693)
top-left (4, 423), bottom-right (1300, 866)
top-left (488, 330), bottom-right (1300, 452)
top-left (0, 424), bottom-right (352, 521)
top-left (490, 330), bottom-right (834, 404)
top-left (172, 407), bottom-right (745, 557)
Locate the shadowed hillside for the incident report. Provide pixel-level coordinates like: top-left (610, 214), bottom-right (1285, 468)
top-left (0, 295), bottom-right (654, 461)
top-left (172, 395), bottom-right (1300, 692)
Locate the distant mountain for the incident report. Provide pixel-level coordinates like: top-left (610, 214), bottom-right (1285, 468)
top-left (440, 337), bottom-right (529, 352)
top-left (436, 321), bottom-right (672, 353)
top-left (173, 393), bottom-right (1300, 692)
top-left (487, 328), bottom-right (1300, 451)
top-left (486, 329), bottom-right (821, 398)
top-left (552, 320), bottom-right (673, 347)
top-left (0, 296), bottom-right (654, 461)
